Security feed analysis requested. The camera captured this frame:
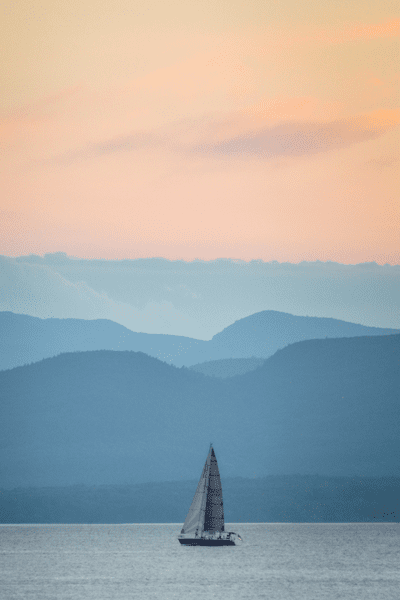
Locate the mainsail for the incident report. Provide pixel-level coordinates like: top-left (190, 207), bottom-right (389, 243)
top-left (181, 446), bottom-right (225, 536)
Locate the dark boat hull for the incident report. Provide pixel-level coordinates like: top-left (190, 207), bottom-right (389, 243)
top-left (179, 538), bottom-right (235, 546)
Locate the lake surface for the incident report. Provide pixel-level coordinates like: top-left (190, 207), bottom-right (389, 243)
top-left (1, 523), bottom-right (399, 599)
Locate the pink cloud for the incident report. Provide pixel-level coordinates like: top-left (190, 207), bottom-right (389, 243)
top-left (191, 109), bottom-right (400, 159)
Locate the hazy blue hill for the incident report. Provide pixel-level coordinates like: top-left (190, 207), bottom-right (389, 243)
top-left (210, 310), bottom-right (400, 359)
top-left (189, 357), bottom-right (265, 378)
top-left (225, 334), bottom-right (400, 477)
top-left (1, 335), bottom-right (399, 490)
top-left (4, 255), bottom-right (400, 337)
top-left (0, 351), bottom-right (227, 488)
top-left (1, 310), bottom-right (398, 371)
top-left (0, 312), bottom-right (208, 371)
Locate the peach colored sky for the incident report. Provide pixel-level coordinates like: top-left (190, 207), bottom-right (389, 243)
top-left (1, 0), bottom-right (399, 263)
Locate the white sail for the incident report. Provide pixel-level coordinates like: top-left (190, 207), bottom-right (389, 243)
top-left (181, 446), bottom-right (224, 536)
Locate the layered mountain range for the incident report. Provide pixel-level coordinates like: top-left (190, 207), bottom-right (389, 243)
top-left (2, 255), bottom-right (399, 338)
top-left (1, 310), bottom-right (398, 371)
top-left (1, 334), bottom-right (399, 489)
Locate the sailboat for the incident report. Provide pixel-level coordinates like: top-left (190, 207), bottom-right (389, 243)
top-left (178, 444), bottom-right (242, 546)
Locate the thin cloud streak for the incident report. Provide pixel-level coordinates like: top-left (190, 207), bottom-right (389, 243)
top-left (46, 131), bottom-right (161, 166)
top-left (192, 111), bottom-right (400, 159)
top-left (45, 108), bottom-right (400, 166)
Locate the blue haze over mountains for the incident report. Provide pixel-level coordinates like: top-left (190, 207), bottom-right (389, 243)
top-left (1, 253), bottom-right (399, 338)
top-left (1, 253), bottom-right (399, 523)
top-left (1, 310), bottom-right (398, 371)
top-left (1, 335), bottom-right (399, 490)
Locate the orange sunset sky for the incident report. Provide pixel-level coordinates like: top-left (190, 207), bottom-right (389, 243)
top-left (1, 0), bottom-right (399, 264)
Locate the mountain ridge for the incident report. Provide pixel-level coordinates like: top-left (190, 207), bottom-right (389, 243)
top-left (1, 309), bottom-right (398, 371)
top-left (1, 334), bottom-right (399, 489)
top-left (2, 254), bottom-right (399, 337)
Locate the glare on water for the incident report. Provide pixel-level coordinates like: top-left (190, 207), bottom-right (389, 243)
top-left (0, 523), bottom-right (399, 600)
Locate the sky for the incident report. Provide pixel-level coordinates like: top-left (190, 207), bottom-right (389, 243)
top-left (1, 0), bottom-right (399, 264)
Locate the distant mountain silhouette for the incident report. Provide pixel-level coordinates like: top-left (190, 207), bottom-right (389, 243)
top-left (1, 310), bottom-right (398, 371)
top-left (3, 254), bottom-right (400, 337)
top-left (0, 312), bottom-right (207, 371)
top-left (189, 357), bottom-right (265, 378)
top-left (210, 310), bottom-right (400, 358)
top-left (1, 334), bottom-right (399, 489)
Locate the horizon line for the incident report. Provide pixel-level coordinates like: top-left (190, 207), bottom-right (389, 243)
top-left (2, 252), bottom-right (399, 268)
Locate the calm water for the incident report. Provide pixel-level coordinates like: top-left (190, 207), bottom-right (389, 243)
top-left (1, 523), bottom-right (399, 599)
